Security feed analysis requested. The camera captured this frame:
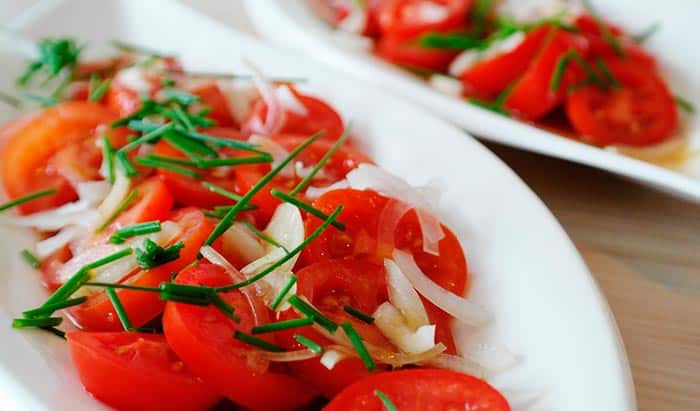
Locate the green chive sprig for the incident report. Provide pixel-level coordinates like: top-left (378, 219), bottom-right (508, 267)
top-left (234, 330), bottom-right (285, 352)
top-left (271, 189), bottom-right (345, 231)
top-left (342, 322), bottom-right (375, 371)
top-left (288, 295), bottom-right (338, 333)
top-left (375, 389), bottom-right (399, 411)
top-left (135, 239), bottom-right (184, 269)
top-left (96, 189), bottom-right (138, 233)
top-left (269, 275), bottom-right (297, 311)
top-left (21, 249), bottom-right (41, 269)
top-left (0, 188), bottom-right (57, 212)
top-left (294, 334), bottom-right (323, 354)
top-left (252, 317), bottom-right (314, 334)
top-left (110, 221), bottom-right (161, 244)
top-left (343, 305), bottom-right (375, 324)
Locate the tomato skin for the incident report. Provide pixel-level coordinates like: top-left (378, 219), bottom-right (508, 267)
top-left (376, 34), bottom-right (461, 72)
top-left (324, 369), bottom-right (510, 411)
top-left (503, 29), bottom-right (589, 120)
top-left (565, 58), bottom-right (677, 147)
top-left (189, 82), bottom-right (238, 128)
top-left (68, 208), bottom-right (212, 331)
top-left (459, 25), bottom-right (551, 99)
top-left (378, 0), bottom-right (472, 40)
top-left (67, 332), bottom-right (220, 411)
top-left (163, 263), bottom-right (318, 411)
top-left (105, 82), bottom-right (145, 117)
top-left (0, 102), bottom-right (120, 214)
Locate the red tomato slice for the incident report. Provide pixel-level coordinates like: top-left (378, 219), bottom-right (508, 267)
top-left (376, 33), bottom-right (461, 72)
top-left (301, 188), bottom-right (467, 353)
top-left (189, 82), bottom-right (238, 128)
top-left (0, 102), bottom-right (122, 214)
top-left (243, 88), bottom-right (345, 141)
top-left (378, 0), bottom-right (472, 40)
top-left (67, 207), bottom-right (212, 331)
top-left (565, 58), bottom-right (677, 147)
top-left (67, 332), bottom-right (220, 411)
top-left (459, 25), bottom-right (551, 99)
top-left (163, 263), bottom-right (317, 411)
top-left (276, 259), bottom-right (391, 397)
top-left (504, 29), bottom-right (589, 120)
top-left (324, 368), bottom-right (510, 411)
top-left (106, 82), bottom-right (151, 117)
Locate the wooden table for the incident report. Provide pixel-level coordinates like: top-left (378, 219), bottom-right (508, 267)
top-left (4, 1), bottom-right (699, 409)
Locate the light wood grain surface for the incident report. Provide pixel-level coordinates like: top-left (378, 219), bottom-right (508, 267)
top-left (3, 1), bottom-right (699, 409)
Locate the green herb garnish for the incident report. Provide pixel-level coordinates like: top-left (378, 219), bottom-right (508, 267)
top-left (234, 330), bottom-right (285, 352)
top-left (96, 189), bottom-right (138, 233)
top-left (343, 305), bottom-right (375, 324)
top-left (134, 156), bottom-right (202, 179)
top-left (375, 389), bottom-right (399, 411)
top-left (0, 188), bottom-right (56, 212)
top-left (675, 96), bottom-right (695, 114)
top-left (269, 275), bottom-right (297, 311)
top-left (251, 317), bottom-right (314, 334)
top-left (342, 322), bottom-right (375, 371)
top-left (271, 188), bottom-right (345, 230)
top-left (22, 296), bottom-right (87, 318)
top-left (110, 221), bottom-right (161, 244)
top-left (88, 74), bottom-right (111, 102)
top-left (135, 239), bottom-right (184, 269)
top-left (100, 135), bottom-right (116, 184)
top-left (20, 249), bottom-right (41, 269)
top-left (288, 295), bottom-right (338, 333)
top-left (294, 334), bottom-right (323, 354)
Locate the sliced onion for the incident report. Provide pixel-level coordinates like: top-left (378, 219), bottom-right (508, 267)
top-left (242, 58), bottom-right (283, 135)
top-left (305, 179), bottom-right (350, 199)
top-left (384, 258), bottom-right (429, 329)
top-left (429, 74), bottom-right (464, 96)
top-left (320, 349), bottom-right (348, 370)
top-left (346, 164), bottom-right (444, 255)
top-left (373, 302), bottom-right (436, 354)
top-left (248, 134), bottom-right (294, 178)
top-left (217, 80), bottom-right (259, 124)
top-left (0, 208), bottom-right (99, 231)
top-left (377, 199), bottom-right (412, 256)
top-left (114, 66), bottom-right (152, 93)
top-left (425, 353), bottom-right (485, 377)
top-left (96, 163), bottom-right (132, 227)
top-left (258, 349), bottom-right (319, 362)
top-left (393, 249), bottom-right (490, 326)
top-left (220, 222), bottom-right (266, 266)
top-left (416, 2), bottom-right (449, 22)
top-left (200, 245), bottom-right (247, 283)
top-left (275, 85), bottom-right (308, 116)
top-left (35, 226), bottom-right (82, 259)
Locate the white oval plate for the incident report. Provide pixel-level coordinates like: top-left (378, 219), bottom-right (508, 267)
top-left (245, 0), bottom-right (700, 203)
top-left (0, 0), bottom-right (633, 410)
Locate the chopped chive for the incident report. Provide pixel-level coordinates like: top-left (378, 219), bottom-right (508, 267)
top-left (116, 151), bottom-right (138, 177)
top-left (242, 220), bottom-right (289, 253)
top-left (419, 32), bottom-right (483, 50)
top-left (96, 189), bottom-right (138, 233)
top-left (294, 334), bottom-right (323, 354)
top-left (582, 0), bottom-right (625, 57)
top-left (135, 156), bottom-right (202, 179)
top-left (271, 189), bottom-right (345, 231)
top-left (164, 133), bottom-right (217, 159)
top-left (342, 322), bottom-right (375, 371)
top-left (375, 389), bottom-right (398, 411)
top-left (101, 135), bottom-right (116, 184)
top-left (19, 92), bottom-right (59, 107)
top-left (675, 96), bottom-right (695, 114)
top-left (159, 292), bottom-right (211, 306)
top-left (550, 50), bottom-right (603, 92)
top-left (23, 296), bottom-right (87, 318)
top-left (111, 40), bottom-right (173, 58)
top-left (160, 283), bottom-right (213, 298)
top-left (121, 122), bottom-right (175, 153)
top-left (343, 305), bottom-right (375, 324)
top-left (289, 129), bottom-right (350, 196)
top-left (135, 239), bottom-right (184, 269)
top-left (128, 120), bottom-right (262, 153)
top-left (633, 22), bottom-right (661, 44)
top-left (13, 317), bottom-right (63, 329)
top-left (234, 330), bottom-right (285, 352)
top-left (88, 74), bottom-right (111, 102)
top-left (21, 249), bottom-right (41, 269)
top-left (197, 155), bottom-right (272, 168)
top-left (287, 295), bottom-right (338, 333)
top-left (42, 327), bottom-right (66, 339)
top-left (111, 100), bottom-right (158, 128)
top-left (202, 181), bottom-right (244, 202)
top-left (105, 287), bottom-right (134, 331)
top-left (159, 89), bottom-right (200, 107)
top-left (269, 275), bottom-right (297, 311)
top-left (170, 104), bottom-right (195, 130)
top-left (161, 77), bottom-right (177, 88)
top-left (140, 154), bottom-right (199, 166)
top-left (0, 188), bottom-right (57, 212)
top-left (0, 91), bottom-right (22, 108)
top-left (468, 98), bottom-right (510, 116)
top-left (211, 293), bottom-right (241, 323)
top-left (216, 205), bottom-right (342, 291)
top-left (84, 282), bottom-right (161, 292)
top-left (252, 317), bottom-right (314, 334)
top-left (110, 221), bottom-right (161, 244)
top-left (204, 130), bottom-right (325, 247)
top-left (594, 58), bottom-right (621, 89)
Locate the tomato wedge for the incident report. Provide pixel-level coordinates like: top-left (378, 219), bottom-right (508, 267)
top-left (378, 0), bottom-right (472, 40)
top-left (301, 188), bottom-right (467, 353)
top-left (68, 208), bottom-right (212, 331)
top-left (459, 25), bottom-right (551, 99)
top-left (67, 332), bottom-right (220, 411)
top-left (163, 263), bottom-right (317, 411)
top-left (0, 102), bottom-right (123, 214)
top-left (504, 29), bottom-right (589, 120)
top-left (189, 82), bottom-right (238, 128)
top-left (324, 369), bottom-right (510, 410)
top-left (276, 259), bottom-right (391, 397)
top-left (376, 34), bottom-right (461, 72)
top-left (565, 58), bottom-right (677, 147)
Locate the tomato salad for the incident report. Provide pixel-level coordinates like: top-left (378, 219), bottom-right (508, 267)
top-left (310, 0), bottom-right (694, 152)
top-left (3, 39), bottom-right (511, 410)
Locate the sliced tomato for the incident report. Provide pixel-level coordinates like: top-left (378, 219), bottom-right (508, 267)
top-left (376, 33), bottom-right (461, 72)
top-left (106, 81), bottom-right (149, 117)
top-left (67, 332), bottom-right (220, 411)
top-left (324, 368), bottom-right (510, 410)
top-left (301, 188), bottom-right (467, 353)
top-left (276, 259), bottom-right (391, 397)
top-left (459, 25), bottom-right (551, 99)
top-left (565, 58), bottom-right (677, 147)
top-left (189, 82), bottom-right (238, 128)
top-left (163, 263), bottom-right (317, 410)
top-left (67, 208), bottom-right (212, 331)
top-left (0, 102), bottom-right (122, 214)
top-left (503, 29), bottom-right (589, 120)
top-left (39, 245), bottom-right (73, 290)
top-left (243, 87), bottom-right (345, 141)
top-left (378, 0), bottom-right (472, 40)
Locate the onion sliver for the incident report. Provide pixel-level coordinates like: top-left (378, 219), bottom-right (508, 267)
top-left (425, 354), bottom-right (485, 377)
top-left (373, 302), bottom-right (436, 354)
top-left (393, 249), bottom-right (490, 326)
top-left (35, 226), bottom-right (82, 259)
top-left (220, 223), bottom-right (266, 266)
top-left (242, 58), bottom-right (282, 135)
top-left (96, 164), bottom-right (132, 228)
top-left (248, 135), bottom-right (294, 178)
top-left (275, 85), bottom-right (308, 116)
top-left (305, 179), bottom-right (350, 199)
top-left (384, 258), bottom-right (429, 329)
top-left (258, 349), bottom-right (319, 362)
